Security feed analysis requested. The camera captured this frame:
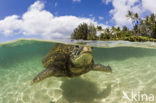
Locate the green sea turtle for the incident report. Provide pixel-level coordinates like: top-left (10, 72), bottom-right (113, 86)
top-left (31, 43), bottom-right (112, 85)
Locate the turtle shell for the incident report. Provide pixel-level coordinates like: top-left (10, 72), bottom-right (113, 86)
top-left (42, 44), bottom-right (73, 71)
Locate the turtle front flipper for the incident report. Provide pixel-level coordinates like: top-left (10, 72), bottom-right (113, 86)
top-left (92, 64), bottom-right (112, 73)
top-left (30, 67), bottom-right (65, 85)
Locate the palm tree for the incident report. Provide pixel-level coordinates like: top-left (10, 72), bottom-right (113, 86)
top-left (111, 26), bottom-right (116, 35)
top-left (126, 11), bottom-right (141, 35)
top-left (134, 13), bottom-right (139, 24)
top-left (115, 27), bottom-right (121, 38)
top-left (138, 13), bottom-right (156, 38)
top-left (121, 26), bottom-right (132, 37)
top-left (126, 11), bottom-right (139, 26)
top-left (100, 28), bottom-right (112, 40)
top-left (97, 26), bottom-right (102, 31)
top-left (126, 11), bottom-right (135, 26)
top-left (133, 13), bottom-right (140, 35)
top-left (149, 14), bottom-right (156, 38)
top-left (122, 26), bottom-right (128, 31)
top-left (139, 20), bottom-right (146, 36)
top-left (150, 13), bottom-right (155, 22)
top-left (126, 11), bottom-right (133, 19)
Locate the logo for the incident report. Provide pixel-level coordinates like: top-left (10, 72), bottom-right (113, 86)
top-left (122, 90), bottom-right (155, 102)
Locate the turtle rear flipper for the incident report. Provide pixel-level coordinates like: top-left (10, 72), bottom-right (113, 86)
top-left (30, 67), bottom-right (65, 85)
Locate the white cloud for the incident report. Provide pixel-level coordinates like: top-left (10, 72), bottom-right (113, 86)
top-left (142, 0), bottom-right (156, 14)
top-left (108, 0), bottom-right (140, 27)
top-left (98, 16), bottom-right (104, 20)
top-left (0, 1), bottom-right (107, 40)
top-left (104, 0), bottom-right (156, 27)
top-left (0, 15), bottom-right (22, 36)
top-left (72, 0), bottom-right (81, 2)
top-left (29, 1), bottom-right (44, 11)
top-left (102, 0), bottom-right (112, 4)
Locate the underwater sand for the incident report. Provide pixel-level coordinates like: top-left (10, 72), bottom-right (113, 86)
top-left (0, 39), bottom-right (156, 103)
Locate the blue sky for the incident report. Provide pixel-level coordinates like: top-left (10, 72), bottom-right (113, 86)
top-left (0, 0), bottom-right (155, 42)
top-left (0, 0), bottom-right (112, 23)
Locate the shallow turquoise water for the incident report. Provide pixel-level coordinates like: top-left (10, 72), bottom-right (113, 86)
top-left (0, 40), bottom-right (156, 103)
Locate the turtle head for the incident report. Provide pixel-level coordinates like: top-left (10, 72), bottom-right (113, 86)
top-left (70, 45), bottom-right (93, 67)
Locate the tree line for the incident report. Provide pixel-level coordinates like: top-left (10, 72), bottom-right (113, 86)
top-left (71, 11), bottom-right (156, 42)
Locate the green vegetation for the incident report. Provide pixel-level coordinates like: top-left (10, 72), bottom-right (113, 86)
top-left (71, 12), bottom-right (156, 42)
top-left (71, 23), bottom-right (96, 40)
